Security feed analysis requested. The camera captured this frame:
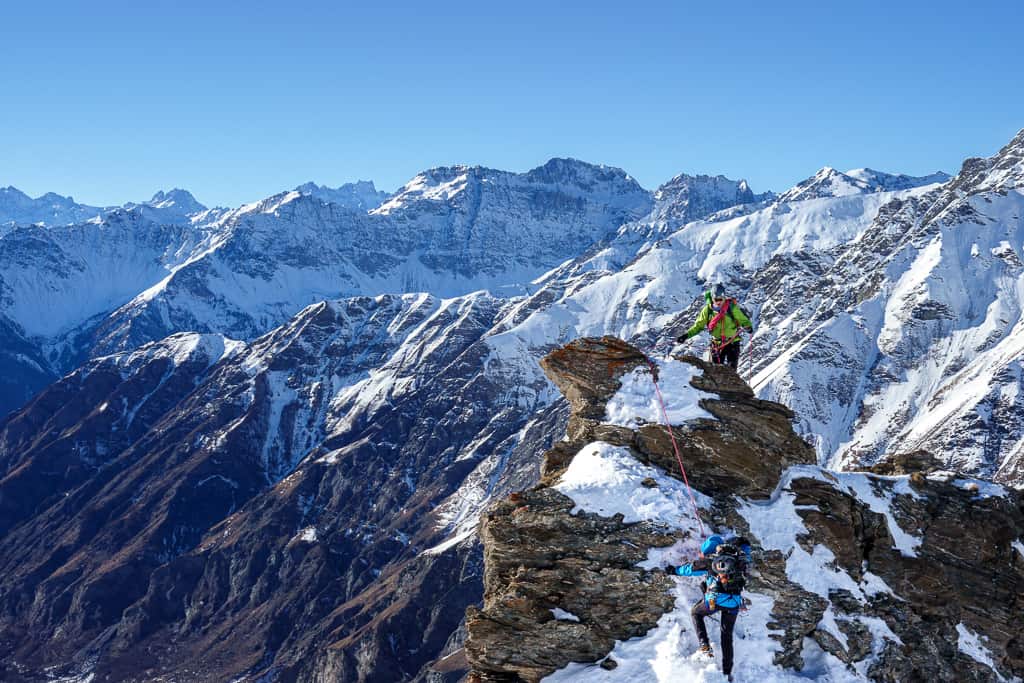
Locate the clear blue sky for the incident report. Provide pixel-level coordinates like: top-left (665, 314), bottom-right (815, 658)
top-left (3, 0), bottom-right (1022, 208)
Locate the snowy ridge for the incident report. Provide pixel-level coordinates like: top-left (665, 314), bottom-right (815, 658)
top-left (777, 167), bottom-right (949, 204)
top-left (295, 180), bottom-right (390, 211)
top-left (0, 185), bottom-right (216, 228)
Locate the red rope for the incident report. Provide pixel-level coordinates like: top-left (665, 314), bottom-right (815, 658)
top-left (644, 355), bottom-right (705, 537)
top-left (746, 335), bottom-right (755, 381)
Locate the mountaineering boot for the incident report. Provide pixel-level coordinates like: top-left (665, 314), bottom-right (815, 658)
top-left (698, 643), bottom-right (714, 658)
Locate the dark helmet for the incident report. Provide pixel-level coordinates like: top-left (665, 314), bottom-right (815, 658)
top-left (710, 283), bottom-right (726, 299)
top-left (711, 554), bottom-right (739, 577)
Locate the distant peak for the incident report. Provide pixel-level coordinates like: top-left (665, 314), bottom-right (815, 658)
top-left (294, 179), bottom-right (390, 211)
top-left (141, 188), bottom-right (206, 214)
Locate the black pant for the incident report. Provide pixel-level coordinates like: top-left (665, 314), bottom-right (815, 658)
top-left (711, 340), bottom-right (741, 370)
top-left (691, 598), bottom-right (738, 675)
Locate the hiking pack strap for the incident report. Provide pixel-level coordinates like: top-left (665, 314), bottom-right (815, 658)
top-left (706, 298), bottom-right (732, 333)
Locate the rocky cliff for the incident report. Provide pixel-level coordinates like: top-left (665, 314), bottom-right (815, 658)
top-left (466, 337), bottom-right (1024, 682)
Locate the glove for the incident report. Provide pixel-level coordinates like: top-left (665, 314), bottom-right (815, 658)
top-left (664, 565), bottom-right (679, 576)
top-left (675, 335), bottom-right (688, 344)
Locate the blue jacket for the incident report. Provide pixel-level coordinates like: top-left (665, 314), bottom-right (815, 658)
top-left (674, 563), bottom-right (744, 610)
top-left (674, 545), bottom-right (752, 611)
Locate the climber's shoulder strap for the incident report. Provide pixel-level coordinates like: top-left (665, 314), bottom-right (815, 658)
top-left (706, 299), bottom-right (732, 331)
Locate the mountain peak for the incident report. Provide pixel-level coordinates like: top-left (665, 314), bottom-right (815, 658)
top-left (295, 180), bottom-right (390, 211)
top-left (525, 157), bottom-right (641, 190)
top-left (650, 171), bottom-right (767, 225)
top-left (778, 165), bottom-right (949, 204)
top-left (145, 188), bottom-right (205, 212)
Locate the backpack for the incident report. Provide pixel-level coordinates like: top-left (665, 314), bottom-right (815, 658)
top-left (706, 298), bottom-right (752, 337)
top-left (708, 544), bottom-right (747, 595)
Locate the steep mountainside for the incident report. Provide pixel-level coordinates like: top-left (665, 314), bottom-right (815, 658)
top-left (0, 292), bottom-right (559, 681)
top-left (467, 337), bottom-right (1024, 682)
top-left (480, 131), bottom-right (1024, 483)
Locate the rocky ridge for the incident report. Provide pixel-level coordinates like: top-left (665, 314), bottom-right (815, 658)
top-left (466, 337), bottom-right (1024, 682)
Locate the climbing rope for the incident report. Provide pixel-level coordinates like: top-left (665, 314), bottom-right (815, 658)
top-left (644, 354), bottom-right (706, 537)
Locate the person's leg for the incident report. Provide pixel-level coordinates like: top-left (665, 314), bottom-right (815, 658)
top-left (690, 599), bottom-right (712, 648)
top-left (720, 608), bottom-right (738, 675)
top-left (724, 342), bottom-right (740, 369)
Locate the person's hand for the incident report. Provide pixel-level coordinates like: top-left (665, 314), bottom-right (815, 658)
top-left (675, 335), bottom-right (687, 344)
top-left (664, 565), bottom-right (679, 575)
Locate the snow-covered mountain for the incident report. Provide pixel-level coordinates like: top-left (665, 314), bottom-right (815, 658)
top-left (295, 179), bottom-right (391, 210)
top-left (0, 159), bottom-right (652, 374)
top-left (4, 132), bottom-right (1024, 681)
top-left (474, 133), bottom-right (1023, 484)
top-left (0, 186), bottom-right (220, 229)
top-left (776, 166), bottom-right (950, 203)
top-left (0, 186), bottom-right (107, 228)
top-left (648, 172), bottom-right (773, 226)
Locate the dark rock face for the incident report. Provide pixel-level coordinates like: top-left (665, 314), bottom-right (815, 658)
top-left (466, 487), bottom-right (676, 682)
top-left (466, 336), bottom-right (1024, 682)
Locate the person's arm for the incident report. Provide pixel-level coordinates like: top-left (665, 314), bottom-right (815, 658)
top-left (666, 558), bottom-right (710, 576)
top-left (678, 305), bottom-right (711, 341)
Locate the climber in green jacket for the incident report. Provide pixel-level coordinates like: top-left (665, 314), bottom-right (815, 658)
top-left (676, 284), bottom-right (753, 370)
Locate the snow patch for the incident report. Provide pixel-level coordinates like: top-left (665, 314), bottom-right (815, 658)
top-left (295, 527), bottom-right (318, 543)
top-left (554, 442), bottom-right (711, 525)
top-left (605, 359), bottom-right (716, 428)
top-left (551, 608), bottom-right (580, 622)
top-left (956, 623), bottom-right (1008, 681)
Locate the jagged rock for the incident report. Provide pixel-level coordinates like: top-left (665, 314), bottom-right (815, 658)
top-left (464, 486), bottom-right (677, 682)
top-left (865, 450), bottom-right (942, 476)
top-left (468, 336), bottom-right (1024, 682)
top-left (467, 337), bottom-right (815, 680)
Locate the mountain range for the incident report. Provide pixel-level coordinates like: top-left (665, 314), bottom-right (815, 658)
top-left (0, 131), bottom-right (1020, 681)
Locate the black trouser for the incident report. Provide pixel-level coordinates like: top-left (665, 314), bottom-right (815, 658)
top-left (691, 598), bottom-right (739, 675)
top-left (711, 340), bottom-right (741, 370)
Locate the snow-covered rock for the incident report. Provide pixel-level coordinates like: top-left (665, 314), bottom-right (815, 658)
top-left (467, 337), bottom-right (1024, 683)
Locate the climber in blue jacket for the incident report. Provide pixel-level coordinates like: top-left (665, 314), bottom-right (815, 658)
top-left (666, 534), bottom-right (752, 681)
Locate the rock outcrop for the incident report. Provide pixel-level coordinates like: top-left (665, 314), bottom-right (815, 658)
top-left (466, 337), bottom-right (1024, 682)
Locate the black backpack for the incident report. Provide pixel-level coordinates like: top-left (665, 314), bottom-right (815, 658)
top-left (709, 544), bottom-right (746, 594)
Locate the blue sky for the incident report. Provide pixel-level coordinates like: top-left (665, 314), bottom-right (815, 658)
top-left (2, 0), bottom-right (1022, 207)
